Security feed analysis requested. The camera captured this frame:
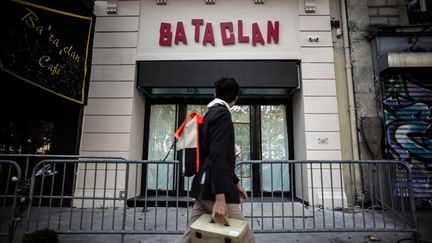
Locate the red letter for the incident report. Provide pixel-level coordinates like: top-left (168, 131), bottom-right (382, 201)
top-left (192, 19), bottom-right (204, 43)
top-left (203, 23), bottom-right (215, 46)
top-left (252, 23), bottom-right (264, 46)
top-left (238, 20), bottom-right (249, 43)
top-left (159, 22), bottom-right (172, 46)
top-left (267, 21), bottom-right (279, 44)
top-left (220, 22), bottom-right (235, 45)
top-left (175, 21), bottom-right (187, 45)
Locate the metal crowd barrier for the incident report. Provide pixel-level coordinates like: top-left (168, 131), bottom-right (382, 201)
top-left (0, 154), bottom-right (125, 180)
top-left (0, 160), bottom-right (22, 242)
top-left (0, 154), bottom-right (124, 242)
top-left (1, 159), bottom-right (418, 242)
top-left (236, 160), bottom-right (417, 234)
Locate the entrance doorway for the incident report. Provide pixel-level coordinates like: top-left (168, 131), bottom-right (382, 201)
top-left (142, 101), bottom-right (294, 196)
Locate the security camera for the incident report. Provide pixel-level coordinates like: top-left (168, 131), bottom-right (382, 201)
top-left (308, 36), bottom-right (319, 42)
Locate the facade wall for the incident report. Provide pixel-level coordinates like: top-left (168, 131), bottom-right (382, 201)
top-left (81, 0), bottom-right (142, 160)
top-left (367, 0), bottom-right (409, 26)
top-left (346, 0), bottom-right (432, 201)
top-left (346, 0), bottom-right (412, 161)
top-left (136, 0), bottom-right (300, 60)
top-left (347, 0), bottom-right (381, 160)
top-left (328, 0), bottom-right (353, 162)
top-left (77, 0), bottom-right (347, 207)
top-left (76, 1), bottom-right (144, 206)
top-left (297, 0), bottom-right (344, 205)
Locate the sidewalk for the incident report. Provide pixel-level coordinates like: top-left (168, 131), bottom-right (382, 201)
top-left (60, 232), bottom-right (413, 243)
top-left (8, 203), bottom-right (430, 243)
top-left (58, 208), bottom-right (432, 243)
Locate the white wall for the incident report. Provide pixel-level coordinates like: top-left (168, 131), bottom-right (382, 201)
top-left (81, 0), bottom-right (141, 159)
top-left (76, 0), bottom-right (143, 207)
top-left (137, 0), bottom-right (300, 60)
top-left (297, 0), bottom-right (346, 207)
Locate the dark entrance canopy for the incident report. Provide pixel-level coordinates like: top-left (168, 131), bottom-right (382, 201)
top-left (137, 60), bottom-right (300, 98)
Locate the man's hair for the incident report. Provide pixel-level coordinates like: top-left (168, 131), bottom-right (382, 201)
top-left (214, 77), bottom-right (240, 103)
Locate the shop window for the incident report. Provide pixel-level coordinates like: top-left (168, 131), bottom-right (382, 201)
top-left (407, 0), bottom-right (432, 24)
top-left (0, 119), bottom-right (53, 154)
top-left (1, 73), bottom-right (83, 207)
top-left (0, 73), bottom-right (82, 155)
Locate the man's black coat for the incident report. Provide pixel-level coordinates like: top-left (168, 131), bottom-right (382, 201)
top-left (190, 104), bottom-right (240, 204)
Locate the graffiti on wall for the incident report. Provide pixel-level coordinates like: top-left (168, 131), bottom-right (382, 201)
top-left (383, 75), bottom-right (432, 200)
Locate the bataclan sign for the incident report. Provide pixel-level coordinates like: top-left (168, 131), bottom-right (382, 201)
top-left (159, 19), bottom-right (279, 46)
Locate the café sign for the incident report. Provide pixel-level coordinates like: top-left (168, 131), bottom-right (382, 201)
top-left (0, 0), bottom-right (95, 104)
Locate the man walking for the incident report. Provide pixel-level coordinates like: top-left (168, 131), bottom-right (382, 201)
top-left (180, 77), bottom-right (255, 243)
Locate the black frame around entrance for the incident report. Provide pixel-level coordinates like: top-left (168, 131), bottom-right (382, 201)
top-left (140, 97), bottom-right (295, 197)
top-left (137, 59), bottom-right (299, 199)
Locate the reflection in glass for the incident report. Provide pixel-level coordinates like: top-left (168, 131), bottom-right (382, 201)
top-left (147, 105), bottom-right (176, 190)
top-left (232, 106), bottom-right (252, 192)
top-left (261, 105), bottom-right (290, 191)
top-left (187, 105), bottom-right (207, 116)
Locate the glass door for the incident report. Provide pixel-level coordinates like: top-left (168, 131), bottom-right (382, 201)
top-left (146, 104), bottom-right (177, 190)
top-left (232, 106), bottom-right (252, 191)
top-left (260, 105), bottom-right (290, 191)
top-left (144, 103), bottom-right (291, 194)
top-left (233, 105), bottom-right (290, 193)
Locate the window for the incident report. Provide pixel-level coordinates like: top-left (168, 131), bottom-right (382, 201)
top-left (407, 0), bottom-right (432, 24)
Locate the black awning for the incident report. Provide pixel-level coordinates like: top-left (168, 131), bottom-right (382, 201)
top-left (137, 60), bottom-right (300, 98)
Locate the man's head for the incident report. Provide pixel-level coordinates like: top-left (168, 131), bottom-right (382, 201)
top-left (214, 77), bottom-right (240, 104)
